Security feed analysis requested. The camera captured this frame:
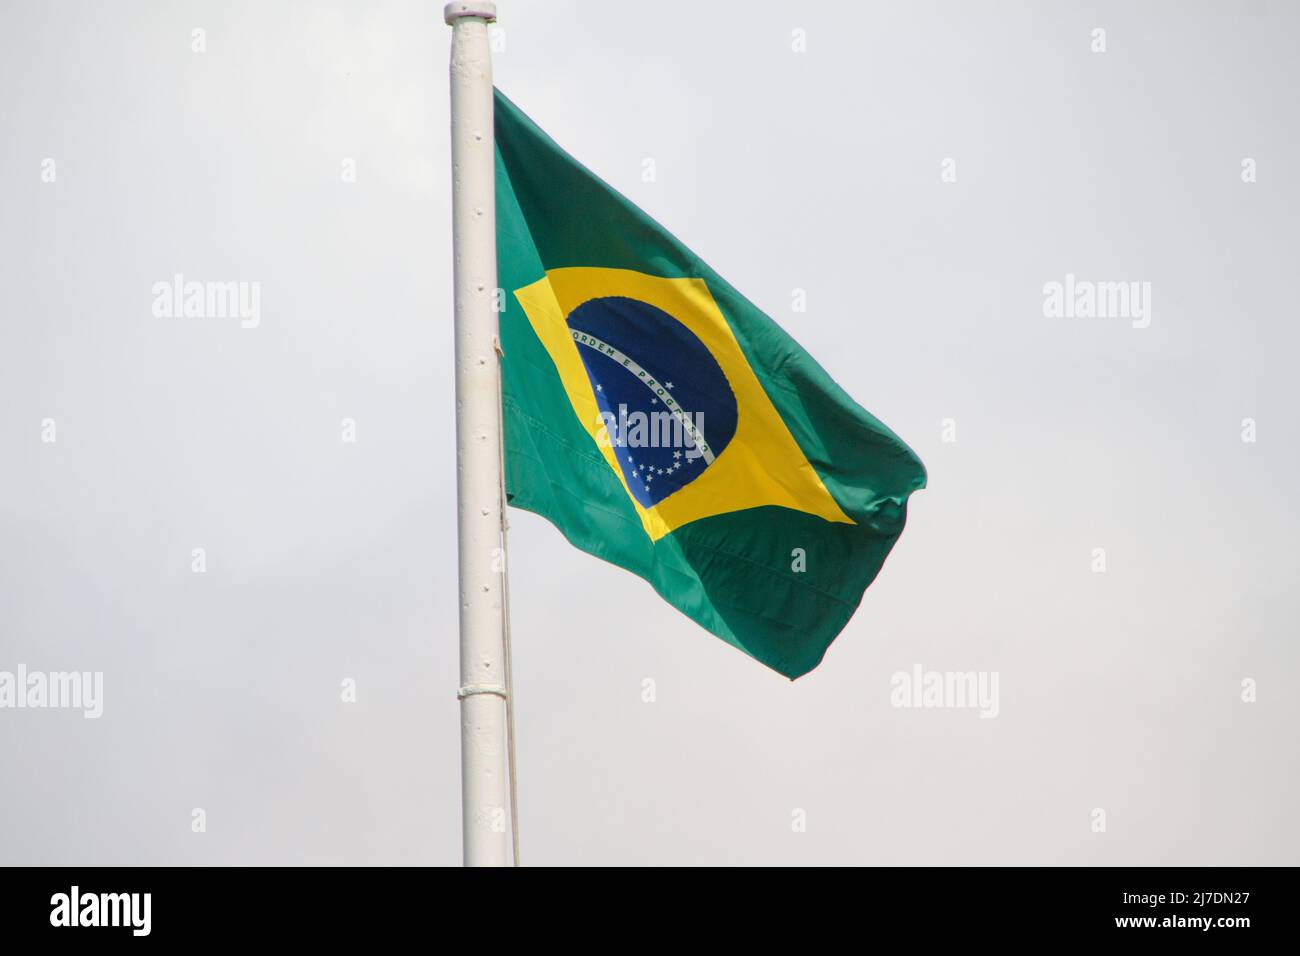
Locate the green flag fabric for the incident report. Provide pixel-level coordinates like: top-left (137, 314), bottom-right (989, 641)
top-left (493, 89), bottom-right (926, 679)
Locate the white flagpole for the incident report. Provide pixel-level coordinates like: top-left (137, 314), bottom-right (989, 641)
top-left (445, 0), bottom-right (509, 867)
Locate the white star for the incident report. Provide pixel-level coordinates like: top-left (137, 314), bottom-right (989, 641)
top-left (657, 468), bottom-right (664, 475)
top-left (646, 474), bottom-right (653, 483)
top-left (650, 398), bottom-right (658, 404)
top-left (665, 382), bottom-right (674, 389)
top-left (627, 456), bottom-right (634, 463)
top-left (596, 384), bottom-right (603, 392)
top-left (673, 451), bottom-right (681, 460)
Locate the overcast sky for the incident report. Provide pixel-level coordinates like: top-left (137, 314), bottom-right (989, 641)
top-left (2, 0), bottom-right (1297, 865)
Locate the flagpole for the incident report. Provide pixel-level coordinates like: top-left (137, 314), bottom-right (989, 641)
top-left (445, 0), bottom-right (509, 867)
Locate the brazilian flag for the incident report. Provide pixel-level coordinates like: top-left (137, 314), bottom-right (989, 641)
top-left (494, 89), bottom-right (926, 679)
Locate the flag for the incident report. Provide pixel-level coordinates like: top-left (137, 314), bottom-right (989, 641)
top-left (493, 89), bottom-right (926, 679)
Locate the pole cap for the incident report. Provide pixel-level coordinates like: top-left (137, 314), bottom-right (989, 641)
top-left (444, 1), bottom-right (497, 23)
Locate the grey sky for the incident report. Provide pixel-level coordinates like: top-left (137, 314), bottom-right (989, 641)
top-left (1, 0), bottom-right (1296, 865)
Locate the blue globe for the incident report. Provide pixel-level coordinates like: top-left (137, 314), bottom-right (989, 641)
top-left (566, 296), bottom-right (738, 508)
